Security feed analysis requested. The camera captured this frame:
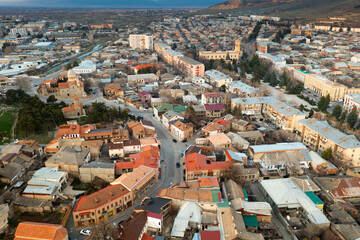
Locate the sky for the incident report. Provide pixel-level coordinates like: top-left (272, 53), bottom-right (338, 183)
top-left (0, 0), bottom-right (225, 8)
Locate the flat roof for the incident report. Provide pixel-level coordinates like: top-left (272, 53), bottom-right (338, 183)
top-left (250, 142), bottom-right (307, 153)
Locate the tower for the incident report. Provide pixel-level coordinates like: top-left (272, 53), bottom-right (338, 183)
top-left (235, 39), bottom-right (241, 53)
top-left (73, 96), bottom-right (79, 106)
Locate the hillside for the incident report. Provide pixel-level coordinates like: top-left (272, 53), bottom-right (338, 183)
top-left (206, 0), bottom-right (360, 20)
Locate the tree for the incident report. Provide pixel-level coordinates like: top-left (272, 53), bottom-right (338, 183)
top-left (332, 105), bottom-right (342, 119)
top-left (269, 72), bottom-right (278, 87)
top-left (89, 221), bottom-right (119, 240)
top-left (240, 65), bottom-right (246, 78)
top-left (317, 95), bottom-right (330, 112)
top-left (71, 61), bottom-right (79, 68)
top-left (340, 110), bottom-right (348, 123)
top-left (47, 95), bottom-right (57, 103)
top-left (15, 77), bottom-right (31, 91)
top-left (321, 148), bottom-right (333, 161)
top-left (171, 43), bottom-right (177, 50)
top-left (308, 109), bottom-right (314, 118)
top-left (347, 107), bottom-right (358, 128)
top-left (263, 70), bottom-right (271, 83)
top-left (300, 65), bottom-right (306, 71)
top-left (185, 106), bottom-right (198, 125)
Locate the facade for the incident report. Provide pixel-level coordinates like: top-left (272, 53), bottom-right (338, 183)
top-left (201, 92), bottom-right (223, 104)
top-left (297, 118), bottom-right (360, 167)
top-left (304, 74), bottom-right (360, 101)
top-left (62, 97), bottom-right (84, 118)
top-left (129, 34), bottom-right (154, 50)
top-left (226, 81), bottom-right (263, 98)
top-left (204, 104), bottom-right (226, 119)
top-left (73, 184), bottom-right (133, 227)
top-left (79, 162), bottom-right (115, 183)
top-left (199, 39), bottom-right (241, 60)
top-left (0, 204), bottom-right (9, 233)
top-left (128, 73), bottom-right (159, 84)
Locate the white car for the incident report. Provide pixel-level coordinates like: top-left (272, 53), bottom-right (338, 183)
top-left (80, 229), bottom-right (92, 236)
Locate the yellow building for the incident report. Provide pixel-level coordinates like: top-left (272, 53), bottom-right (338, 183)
top-left (199, 39), bottom-right (241, 60)
top-left (304, 74), bottom-right (347, 101)
top-left (297, 118), bottom-right (360, 167)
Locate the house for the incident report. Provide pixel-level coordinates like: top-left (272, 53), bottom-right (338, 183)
top-left (182, 95), bottom-right (198, 104)
top-left (45, 146), bottom-right (90, 176)
top-left (184, 153), bottom-right (230, 181)
top-left (0, 161), bottom-right (26, 184)
top-left (135, 197), bottom-right (172, 219)
top-left (201, 122), bottom-right (222, 136)
top-left (0, 204), bottom-right (9, 233)
top-left (79, 162), bottom-right (115, 183)
top-left (138, 91), bottom-right (152, 106)
top-left (14, 222), bottom-right (69, 240)
top-left (162, 110), bottom-right (184, 128)
top-left (119, 210), bottom-right (148, 240)
top-left (309, 151), bottom-right (338, 175)
top-left (204, 104), bottom-right (226, 119)
top-left (123, 139), bottom-right (142, 155)
top-left (226, 132), bottom-right (250, 150)
top-left (170, 202), bottom-right (202, 238)
top-left (22, 167), bottom-right (68, 201)
top-left (127, 120), bottom-right (157, 139)
top-left (226, 81), bottom-right (263, 98)
top-left (111, 165), bottom-right (158, 200)
top-left (226, 150), bottom-right (248, 165)
top-left (231, 118), bottom-right (253, 132)
top-left (207, 133), bottom-right (231, 149)
top-left (105, 84), bottom-right (124, 99)
top-left (62, 97), bottom-right (85, 118)
top-left (109, 142), bottom-right (124, 159)
top-left (201, 92), bottom-right (223, 104)
top-left (170, 120), bottom-right (194, 141)
top-left (125, 94), bottom-right (141, 104)
top-left (73, 183), bottom-right (133, 227)
top-left (315, 177), bottom-right (360, 202)
top-left (128, 73), bottom-right (159, 84)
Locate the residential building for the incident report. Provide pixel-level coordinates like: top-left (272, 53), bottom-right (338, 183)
top-left (204, 104), bottom-right (226, 119)
top-left (22, 167), bottom-right (68, 201)
top-left (207, 133), bottom-right (231, 149)
top-left (127, 120), bottom-right (157, 139)
top-left (344, 93), bottom-right (360, 117)
top-left (226, 81), bottom-right (263, 98)
top-left (62, 97), bottom-right (85, 118)
top-left (170, 120), bottom-right (194, 141)
top-left (309, 151), bottom-right (338, 175)
top-left (79, 162), bottom-right (115, 183)
top-left (119, 210), bottom-right (148, 240)
top-left (129, 34), bottom-right (154, 50)
top-left (314, 177), bottom-right (360, 202)
top-left (14, 222), bottom-right (69, 240)
top-left (72, 184), bottom-right (133, 227)
top-left (205, 70), bottom-right (233, 87)
top-left (184, 153), bottom-right (230, 181)
top-left (111, 165), bottom-right (158, 200)
top-left (199, 39), bottom-right (241, 60)
top-left (201, 92), bottom-right (223, 104)
top-left (105, 84), bottom-right (124, 99)
top-left (162, 110), bottom-right (184, 128)
top-left (135, 197), bottom-right (172, 219)
top-left (45, 146), bottom-right (90, 176)
top-left (297, 118), bottom-right (360, 167)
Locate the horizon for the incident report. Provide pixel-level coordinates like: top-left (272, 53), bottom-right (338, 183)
top-left (0, 0), bottom-right (225, 8)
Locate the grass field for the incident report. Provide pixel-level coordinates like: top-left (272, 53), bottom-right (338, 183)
top-left (0, 109), bottom-right (17, 144)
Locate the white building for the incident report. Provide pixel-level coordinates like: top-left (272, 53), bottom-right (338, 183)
top-left (344, 93), bottom-right (360, 117)
top-left (205, 69), bottom-right (233, 87)
top-left (72, 60), bottom-right (96, 74)
top-left (129, 34), bottom-right (154, 50)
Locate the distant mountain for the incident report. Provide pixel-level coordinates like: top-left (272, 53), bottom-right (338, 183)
top-left (207, 0), bottom-right (360, 19)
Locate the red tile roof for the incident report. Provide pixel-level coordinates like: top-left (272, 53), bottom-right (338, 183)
top-left (185, 153), bottom-right (230, 172)
top-left (14, 222), bottom-right (68, 240)
top-left (204, 104), bottom-right (225, 111)
top-left (147, 212), bottom-right (162, 220)
top-left (200, 230), bottom-right (221, 240)
top-left (134, 64), bottom-right (154, 70)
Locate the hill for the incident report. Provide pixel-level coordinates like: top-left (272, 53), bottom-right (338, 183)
top-left (206, 0), bottom-right (360, 20)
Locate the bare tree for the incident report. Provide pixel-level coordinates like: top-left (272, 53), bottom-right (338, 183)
top-left (16, 77), bottom-right (31, 91)
top-left (259, 86), bottom-right (271, 96)
top-left (277, 92), bottom-right (286, 102)
top-left (89, 221), bottom-right (119, 240)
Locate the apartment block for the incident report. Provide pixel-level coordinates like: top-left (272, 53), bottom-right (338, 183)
top-left (297, 118), bottom-right (360, 167)
top-left (129, 34), bottom-right (153, 50)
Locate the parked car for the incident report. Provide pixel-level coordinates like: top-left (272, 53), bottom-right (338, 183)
top-left (182, 139), bottom-right (187, 143)
top-left (172, 139), bottom-right (177, 143)
top-left (80, 229), bottom-right (92, 236)
top-left (176, 162), bottom-right (181, 168)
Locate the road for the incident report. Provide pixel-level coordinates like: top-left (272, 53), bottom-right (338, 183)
top-left (66, 101), bottom-right (189, 240)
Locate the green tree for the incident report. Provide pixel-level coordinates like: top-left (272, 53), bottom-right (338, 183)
top-left (240, 66), bottom-right (246, 78)
top-left (263, 70), bottom-right (271, 83)
top-left (185, 106), bottom-right (198, 124)
top-left (340, 110), bottom-right (348, 123)
top-left (300, 66), bottom-right (306, 71)
top-left (270, 72), bottom-right (278, 87)
top-left (171, 43), bottom-right (177, 50)
top-left (318, 96), bottom-right (329, 112)
top-left (308, 109), bottom-right (314, 118)
top-left (220, 84), bottom-right (226, 92)
top-left (46, 95), bottom-right (57, 103)
top-left (332, 105), bottom-right (342, 119)
top-left (321, 148), bottom-right (333, 161)
top-left (347, 107), bottom-right (358, 128)
top-left (71, 61), bottom-right (79, 68)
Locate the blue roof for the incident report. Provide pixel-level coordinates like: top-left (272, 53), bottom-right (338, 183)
top-left (242, 215), bottom-right (259, 227)
top-left (299, 118), bottom-right (360, 149)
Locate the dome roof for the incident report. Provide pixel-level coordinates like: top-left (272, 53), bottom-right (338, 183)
top-left (67, 69), bottom-right (76, 76)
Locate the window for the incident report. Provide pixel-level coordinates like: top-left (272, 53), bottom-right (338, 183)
top-left (76, 215), bottom-right (78, 219)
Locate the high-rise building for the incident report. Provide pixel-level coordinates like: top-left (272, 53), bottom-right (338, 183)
top-left (129, 34), bottom-right (154, 50)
